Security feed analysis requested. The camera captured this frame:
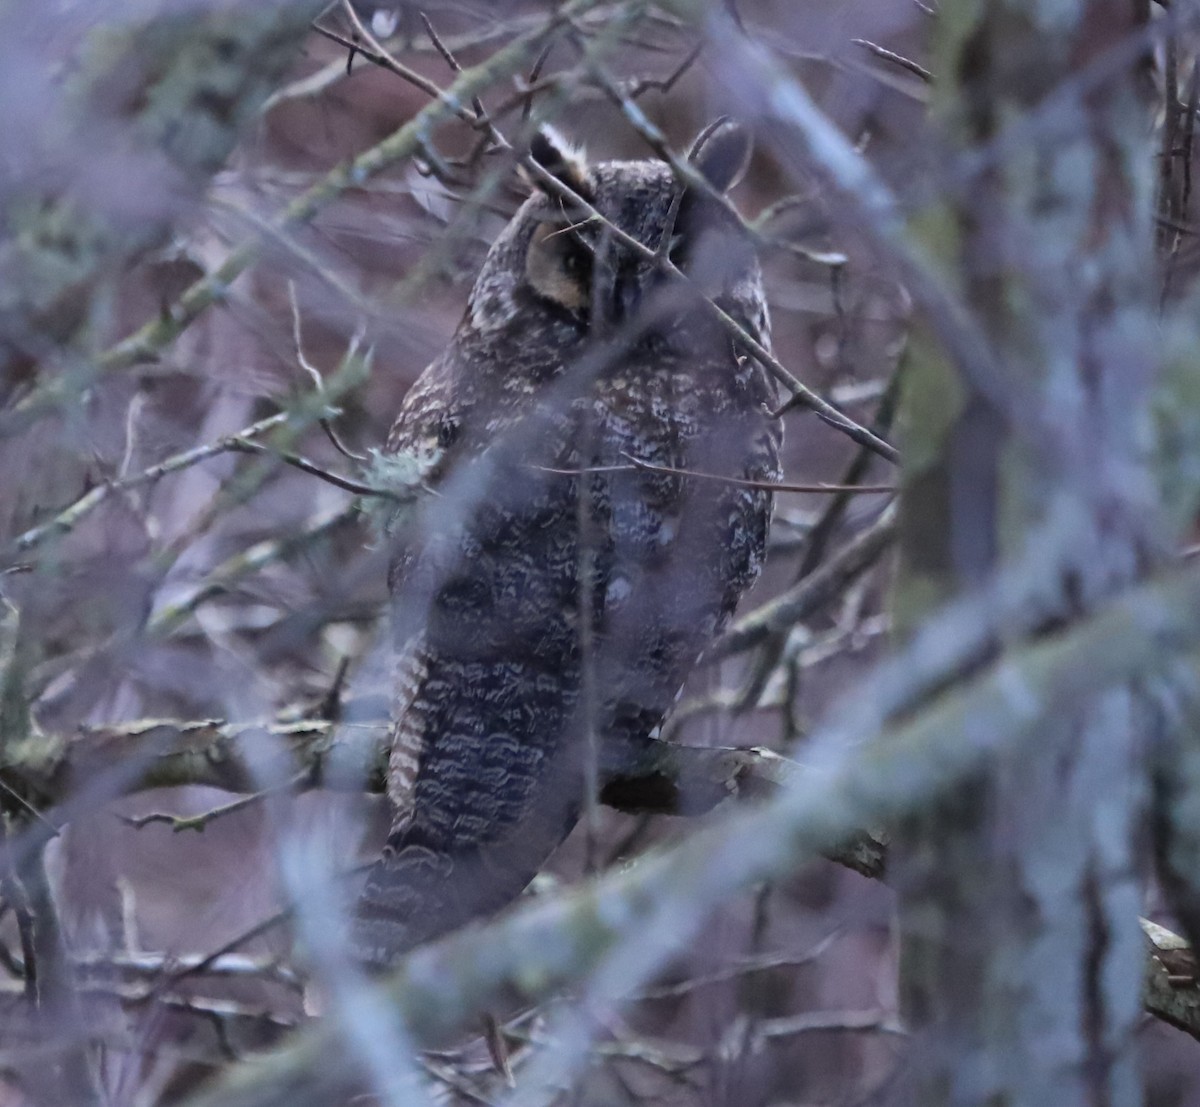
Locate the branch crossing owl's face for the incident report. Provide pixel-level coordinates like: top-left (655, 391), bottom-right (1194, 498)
top-left (463, 122), bottom-right (767, 357)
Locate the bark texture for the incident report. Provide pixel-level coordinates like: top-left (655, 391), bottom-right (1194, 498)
top-left (894, 5), bottom-right (1159, 1105)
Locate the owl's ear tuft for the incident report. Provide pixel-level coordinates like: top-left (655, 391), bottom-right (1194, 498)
top-left (527, 127), bottom-right (591, 200)
top-left (688, 119), bottom-right (753, 194)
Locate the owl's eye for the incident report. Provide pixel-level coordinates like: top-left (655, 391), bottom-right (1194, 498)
top-left (525, 220), bottom-right (593, 312)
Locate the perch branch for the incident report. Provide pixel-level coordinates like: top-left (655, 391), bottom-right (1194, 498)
top-left (6, 565), bottom-right (1200, 1067)
top-left (712, 504), bottom-right (898, 660)
top-left (173, 558), bottom-right (1200, 1105)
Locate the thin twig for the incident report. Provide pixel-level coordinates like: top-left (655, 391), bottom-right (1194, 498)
top-left (0, 781), bottom-right (60, 841)
top-left (712, 504), bottom-right (898, 661)
top-left (576, 64), bottom-right (899, 463)
top-left (625, 38), bottom-right (704, 98)
top-left (634, 930), bottom-right (842, 1001)
top-left (287, 283), bottom-right (368, 463)
top-left (851, 38), bottom-right (932, 83)
top-left (321, 9), bottom-right (444, 103)
top-left (755, 1008), bottom-right (906, 1041)
top-left (532, 459), bottom-right (892, 494)
top-left (619, 453), bottom-right (893, 494)
top-left (522, 39), bottom-right (558, 120)
top-left (119, 772), bottom-right (308, 833)
top-left (6, 412), bottom-right (288, 558)
top-left (71, 949), bottom-right (302, 992)
top-left (419, 10), bottom-right (488, 121)
top-left (222, 438), bottom-right (392, 498)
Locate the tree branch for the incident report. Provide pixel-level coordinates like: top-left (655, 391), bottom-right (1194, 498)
top-left (124, 560), bottom-right (1200, 1103)
top-left (0, 1), bottom-right (327, 416)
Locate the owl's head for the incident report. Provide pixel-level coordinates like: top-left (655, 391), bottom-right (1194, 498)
top-left (463, 121), bottom-right (765, 348)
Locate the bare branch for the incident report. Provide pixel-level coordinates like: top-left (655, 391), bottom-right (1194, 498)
top-left (174, 558), bottom-right (1200, 1103)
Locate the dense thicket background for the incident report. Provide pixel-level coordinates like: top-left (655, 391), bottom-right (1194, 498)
top-left (0, 2), bottom-right (1199, 1105)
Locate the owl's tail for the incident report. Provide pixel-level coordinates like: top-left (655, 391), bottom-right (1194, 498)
top-left (348, 797), bottom-right (580, 970)
top-left (350, 844), bottom-right (522, 968)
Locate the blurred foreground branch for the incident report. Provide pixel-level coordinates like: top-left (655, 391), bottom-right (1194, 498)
top-left (2, 552), bottom-right (1199, 1084)
top-left (0, 0), bottom-right (327, 411)
top-left (99, 556), bottom-right (1200, 1103)
top-left (88, 0), bottom-right (615, 385)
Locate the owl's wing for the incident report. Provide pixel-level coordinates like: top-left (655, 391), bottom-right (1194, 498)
top-left (350, 363), bottom-right (780, 968)
top-left (351, 388), bottom-right (586, 967)
top-left (351, 639), bottom-right (582, 965)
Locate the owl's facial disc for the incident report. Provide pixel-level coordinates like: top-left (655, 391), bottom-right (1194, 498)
top-left (525, 219), bottom-right (594, 313)
top-left (525, 217), bottom-right (666, 330)
top-left (519, 120), bottom-right (756, 331)
top-left (523, 203), bottom-right (747, 335)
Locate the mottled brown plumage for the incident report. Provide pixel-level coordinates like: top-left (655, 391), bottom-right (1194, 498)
top-left (351, 123), bottom-right (781, 967)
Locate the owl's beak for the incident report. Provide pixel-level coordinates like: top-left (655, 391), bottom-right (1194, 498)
top-left (612, 265), bottom-right (644, 325)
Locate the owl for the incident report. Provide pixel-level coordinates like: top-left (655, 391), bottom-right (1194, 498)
top-left (351, 121), bottom-right (782, 968)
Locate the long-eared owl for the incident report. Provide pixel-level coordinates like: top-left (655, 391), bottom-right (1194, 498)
top-left (351, 121), bottom-right (781, 967)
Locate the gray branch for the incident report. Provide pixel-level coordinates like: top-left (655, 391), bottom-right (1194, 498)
top-left (138, 556), bottom-right (1200, 1104)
